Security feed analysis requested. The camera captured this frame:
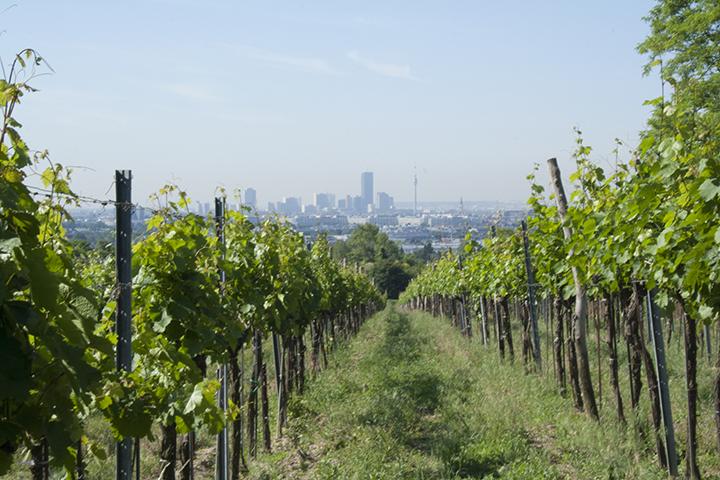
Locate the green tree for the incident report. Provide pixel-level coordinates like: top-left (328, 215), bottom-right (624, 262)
top-left (373, 260), bottom-right (412, 299)
top-left (332, 224), bottom-right (415, 299)
top-left (639, 2), bottom-right (720, 475)
top-left (413, 242), bottom-right (437, 263)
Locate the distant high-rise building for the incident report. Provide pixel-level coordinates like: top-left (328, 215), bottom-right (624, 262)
top-left (267, 201), bottom-right (276, 212)
top-left (314, 193), bottom-right (335, 211)
top-left (279, 197), bottom-right (301, 216)
top-left (337, 198), bottom-right (347, 210)
top-left (352, 195), bottom-right (365, 213)
top-left (133, 207), bottom-right (146, 222)
top-left (361, 172), bottom-right (374, 209)
top-left (244, 188), bottom-right (257, 208)
top-left (376, 192), bottom-right (394, 211)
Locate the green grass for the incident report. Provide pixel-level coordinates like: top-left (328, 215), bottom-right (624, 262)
top-left (247, 303), bottom-right (674, 479)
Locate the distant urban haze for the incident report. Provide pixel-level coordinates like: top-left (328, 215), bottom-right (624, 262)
top-left (10, 0), bottom-right (659, 205)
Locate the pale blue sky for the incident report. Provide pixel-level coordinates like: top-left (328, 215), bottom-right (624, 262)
top-left (8, 1), bottom-right (658, 205)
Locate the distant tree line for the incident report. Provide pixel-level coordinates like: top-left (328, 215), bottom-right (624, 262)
top-left (331, 224), bottom-right (437, 299)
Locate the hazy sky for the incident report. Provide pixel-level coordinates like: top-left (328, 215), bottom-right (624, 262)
top-left (9, 1), bottom-right (659, 206)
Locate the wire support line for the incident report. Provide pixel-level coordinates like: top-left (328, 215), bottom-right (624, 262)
top-left (25, 185), bottom-right (189, 218)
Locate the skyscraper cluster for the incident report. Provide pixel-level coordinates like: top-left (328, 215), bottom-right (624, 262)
top-left (334, 172), bottom-right (393, 214)
top-left (243, 171), bottom-right (394, 216)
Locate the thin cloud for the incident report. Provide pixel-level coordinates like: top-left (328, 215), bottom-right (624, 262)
top-left (166, 84), bottom-right (219, 101)
top-left (231, 45), bottom-right (343, 76)
top-left (347, 51), bottom-right (419, 80)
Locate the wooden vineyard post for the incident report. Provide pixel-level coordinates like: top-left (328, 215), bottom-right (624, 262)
top-left (605, 293), bottom-right (625, 424)
top-left (273, 333), bottom-right (284, 436)
top-left (646, 289), bottom-right (678, 477)
top-left (678, 297), bottom-right (701, 478)
top-left (215, 198), bottom-right (229, 480)
top-left (76, 439), bottom-right (84, 480)
top-left (490, 226), bottom-right (504, 359)
top-left (247, 330), bottom-right (260, 458)
top-left (494, 299), bottom-right (504, 358)
top-left (260, 363), bottom-right (271, 452)
top-left (521, 220), bottom-right (542, 370)
top-left (134, 440), bottom-right (140, 480)
top-left (457, 256), bottom-right (471, 337)
top-left (115, 170), bottom-right (133, 480)
top-left (705, 324), bottom-right (713, 363)
top-left (479, 296), bottom-right (488, 345)
top-left (547, 158), bottom-right (598, 420)
top-left (553, 298), bottom-right (566, 395)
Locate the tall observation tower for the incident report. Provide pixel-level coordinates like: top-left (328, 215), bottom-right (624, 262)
top-left (413, 167), bottom-right (418, 216)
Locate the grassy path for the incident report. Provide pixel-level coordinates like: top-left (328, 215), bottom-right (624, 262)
top-left (249, 304), bottom-right (667, 479)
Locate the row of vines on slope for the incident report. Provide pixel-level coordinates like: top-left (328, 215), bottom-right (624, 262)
top-left (402, 3), bottom-right (720, 477)
top-left (401, 130), bottom-right (720, 477)
top-left (0, 50), bottom-right (384, 479)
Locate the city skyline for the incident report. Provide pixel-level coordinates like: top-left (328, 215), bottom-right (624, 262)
top-left (259, 170), bottom-right (397, 215)
top-left (12, 1), bottom-right (659, 206)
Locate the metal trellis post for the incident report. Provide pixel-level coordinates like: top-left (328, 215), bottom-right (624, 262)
top-left (115, 170), bottom-right (133, 480)
top-left (215, 198), bottom-right (229, 480)
top-left (521, 220), bottom-right (542, 370)
top-left (646, 288), bottom-right (678, 477)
